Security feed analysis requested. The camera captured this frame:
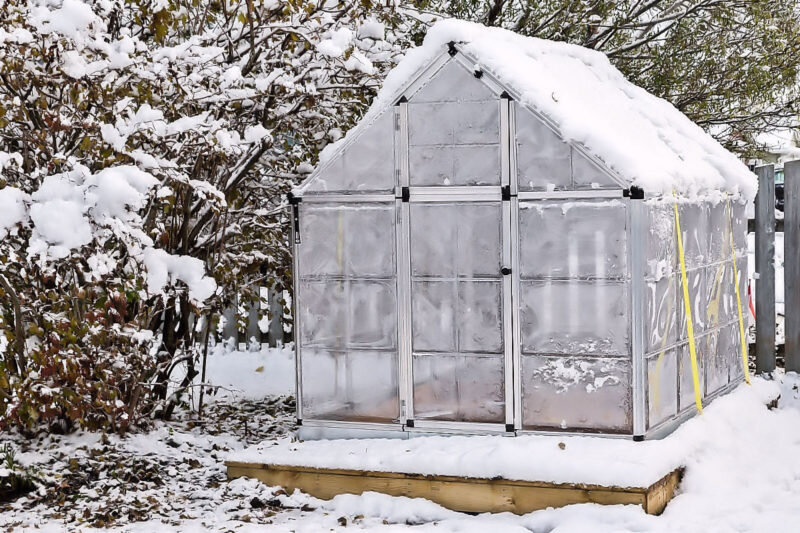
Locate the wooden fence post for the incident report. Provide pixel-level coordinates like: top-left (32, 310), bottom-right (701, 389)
top-left (785, 161), bottom-right (800, 372)
top-left (755, 165), bottom-right (776, 374)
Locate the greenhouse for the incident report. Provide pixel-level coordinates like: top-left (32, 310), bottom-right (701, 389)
top-left (289, 21), bottom-right (757, 440)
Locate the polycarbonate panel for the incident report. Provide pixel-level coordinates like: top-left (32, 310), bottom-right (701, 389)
top-left (458, 280), bottom-right (503, 352)
top-left (646, 349), bottom-right (678, 429)
top-left (704, 329), bottom-right (727, 395)
top-left (720, 322), bottom-right (745, 382)
top-left (704, 262), bottom-right (731, 331)
top-left (645, 202), bottom-right (676, 280)
top-left (519, 280), bottom-right (629, 356)
top-left (301, 349), bottom-right (399, 422)
top-left (677, 202), bottom-right (709, 269)
top-left (645, 275), bottom-right (677, 355)
top-left (678, 268), bottom-right (706, 338)
top-left (303, 110), bottom-right (394, 193)
top-left (732, 200), bottom-right (747, 255)
top-left (678, 341), bottom-right (706, 411)
top-left (409, 144), bottom-right (500, 186)
top-left (410, 203), bottom-right (501, 278)
top-left (410, 60), bottom-right (496, 103)
top-left (299, 279), bottom-right (397, 350)
top-left (571, 148), bottom-right (619, 189)
top-left (298, 203), bottom-right (395, 277)
top-left (521, 355), bottom-right (632, 432)
top-left (519, 200), bottom-right (627, 279)
top-left (515, 105), bottom-right (571, 190)
top-left (408, 101), bottom-right (499, 147)
top-left (708, 201), bottom-right (729, 264)
top-left (413, 354), bottom-right (504, 423)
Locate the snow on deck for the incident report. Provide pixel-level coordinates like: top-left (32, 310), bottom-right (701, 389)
top-left (230, 378), bottom-right (779, 489)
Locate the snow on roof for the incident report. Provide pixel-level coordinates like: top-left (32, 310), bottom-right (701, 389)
top-left (317, 19), bottom-right (757, 200)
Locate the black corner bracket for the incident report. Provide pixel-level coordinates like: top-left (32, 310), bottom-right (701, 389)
top-left (287, 191), bottom-right (301, 205)
top-left (633, 434), bottom-right (644, 442)
top-left (401, 186), bottom-right (410, 202)
top-left (447, 41), bottom-right (458, 56)
top-left (500, 90), bottom-right (513, 101)
top-left (501, 185), bottom-right (511, 201)
top-left (474, 69), bottom-right (483, 79)
top-left (505, 423), bottom-right (515, 433)
top-left (629, 186), bottom-right (645, 200)
top-left (395, 95), bottom-right (408, 106)
top-left (405, 419), bottom-right (415, 428)
top-left (296, 418), bottom-right (303, 426)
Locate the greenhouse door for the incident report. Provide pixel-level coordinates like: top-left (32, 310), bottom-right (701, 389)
top-left (402, 193), bottom-right (513, 431)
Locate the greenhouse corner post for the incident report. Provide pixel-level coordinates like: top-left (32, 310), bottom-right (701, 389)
top-left (785, 161), bottom-right (800, 372)
top-left (754, 165), bottom-right (776, 374)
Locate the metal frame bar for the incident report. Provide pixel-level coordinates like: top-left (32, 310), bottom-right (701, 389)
top-left (409, 187), bottom-right (502, 202)
top-left (630, 198), bottom-right (646, 438)
top-left (292, 207), bottom-right (303, 422)
top-left (500, 97), bottom-right (514, 429)
top-left (301, 193), bottom-right (395, 203)
top-left (518, 190), bottom-right (624, 200)
top-left (397, 101), bottom-right (413, 424)
top-left (408, 420), bottom-right (510, 434)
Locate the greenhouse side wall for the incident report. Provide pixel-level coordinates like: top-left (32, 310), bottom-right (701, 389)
top-left (644, 198), bottom-right (748, 432)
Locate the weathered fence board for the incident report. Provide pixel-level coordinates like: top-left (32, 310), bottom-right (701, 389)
top-left (755, 165), bottom-right (777, 374)
top-left (785, 161), bottom-right (800, 372)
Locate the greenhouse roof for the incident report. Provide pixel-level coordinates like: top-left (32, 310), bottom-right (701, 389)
top-left (313, 19), bottom-right (757, 200)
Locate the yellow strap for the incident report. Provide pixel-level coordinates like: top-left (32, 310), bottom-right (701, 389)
top-left (727, 195), bottom-right (751, 385)
top-left (673, 199), bottom-right (704, 414)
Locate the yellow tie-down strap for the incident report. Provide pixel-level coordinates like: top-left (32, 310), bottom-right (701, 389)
top-left (673, 200), bottom-right (704, 414)
top-left (726, 195), bottom-right (751, 385)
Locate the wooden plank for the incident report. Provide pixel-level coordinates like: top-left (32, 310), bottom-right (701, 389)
top-left (755, 165), bottom-right (776, 374)
top-left (785, 160), bottom-right (800, 372)
top-left (226, 462), bottom-right (682, 516)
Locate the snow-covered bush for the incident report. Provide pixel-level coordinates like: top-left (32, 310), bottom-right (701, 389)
top-left (0, 0), bottom-right (412, 432)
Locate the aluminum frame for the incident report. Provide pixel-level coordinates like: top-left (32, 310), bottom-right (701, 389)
top-left (630, 198), bottom-right (647, 438)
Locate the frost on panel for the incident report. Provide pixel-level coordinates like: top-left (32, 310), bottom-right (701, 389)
top-left (411, 280), bottom-right (457, 353)
top-left (519, 200), bottom-right (627, 280)
top-left (301, 349), bottom-right (399, 422)
top-left (720, 322), bottom-right (744, 382)
top-left (298, 203), bottom-right (395, 277)
top-left (678, 268), bottom-right (706, 338)
top-left (299, 279), bottom-right (397, 350)
top-left (645, 276), bottom-right (677, 355)
top-left (645, 202), bottom-right (676, 280)
top-left (708, 201), bottom-right (729, 263)
top-left (408, 95), bottom-right (500, 186)
top-left (521, 355), bottom-right (632, 432)
top-left (458, 281), bottom-right (503, 353)
top-left (677, 203), bottom-right (709, 269)
top-left (704, 261), bottom-right (733, 331)
top-left (732, 201), bottom-right (748, 256)
top-left (303, 110), bottom-right (395, 193)
top-left (678, 341), bottom-right (705, 411)
top-left (704, 330), bottom-right (727, 395)
top-left (410, 202), bottom-right (501, 278)
top-left (519, 280), bottom-right (629, 356)
top-left (646, 350), bottom-right (678, 429)
top-left (413, 354), bottom-right (505, 423)
top-left (514, 104), bottom-right (570, 190)
top-left (571, 148), bottom-right (620, 189)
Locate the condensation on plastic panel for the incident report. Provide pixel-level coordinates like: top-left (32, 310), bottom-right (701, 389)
top-left (678, 268), bottom-right (707, 338)
top-left (519, 280), bottom-right (629, 356)
top-left (298, 203), bottom-right (395, 278)
top-left (719, 321), bottom-right (744, 382)
top-left (410, 280), bottom-right (503, 354)
top-left (303, 110), bottom-right (395, 193)
top-left (518, 200), bottom-right (627, 280)
top-left (409, 59), bottom-right (496, 104)
top-left (732, 200), bottom-right (748, 256)
top-left (301, 349), bottom-right (399, 422)
top-left (514, 103), bottom-right (571, 190)
top-left (708, 201), bottom-right (729, 264)
top-left (645, 275), bottom-right (677, 355)
top-left (677, 202), bottom-right (710, 270)
top-left (704, 261), bottom-right (734, 332)
top-left (409, 202), bottom-right (501, 278)
top-left (678, 340), bottom-right (706, 411)
top-left (299, 279), bottom-right (397, 350)
top-left (704, 328), bottom-right (728, 395)
top-left (407, 99), bottom-right (500, 186)
top-left (645, 201), bottom-right (676, 281)
top-left (412, 353), bottom-right (505, 423)
top-left (646, 349), bottom-right (678, 429)
top-left (521, 355), bottom-right (632, 432)
top-left (571, 148), bottom-right (619, 189)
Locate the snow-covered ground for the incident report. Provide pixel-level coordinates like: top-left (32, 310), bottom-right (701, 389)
top-left (4, 345), bottom-right (800, 532)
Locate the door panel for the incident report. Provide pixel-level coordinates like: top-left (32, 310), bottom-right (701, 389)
top-left (407, 201), bottom-right (509, 424)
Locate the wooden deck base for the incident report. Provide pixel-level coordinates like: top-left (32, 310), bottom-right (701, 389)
top-left (226, 461), bottom-right (682, 515)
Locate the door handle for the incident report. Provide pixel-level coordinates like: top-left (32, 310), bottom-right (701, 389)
top-left (501, 267), bottom-right (512, 276)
